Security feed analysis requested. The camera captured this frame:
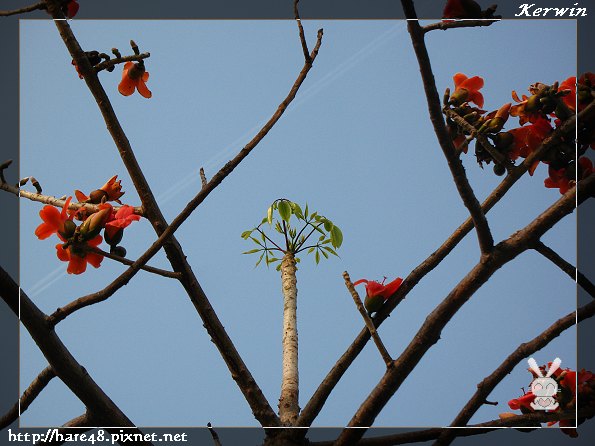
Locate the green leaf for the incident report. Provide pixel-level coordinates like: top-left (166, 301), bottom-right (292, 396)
top-left (289, 228), bottom-right (296, 239)
top-left (278, 200), bottom-right (291, 222)
top-left (330, 225), bottom-right (343, 248)
top-left (314, 225), bottom-right (325, 235)
top-left (243, 248), bottom-right (261, 255)
top-left (322, 238), bottom-right (332, 244)
top-left (250, 236), bottom-right (263, 247)
top-left (267, 206), bottom-right (273, 225)
top-left (323, 246), bottom-right (339, 257)
top-left (261, 217), bottom-right (268, 225)
top-left (241, 230), bottom-right (253, 239)
top-left (275, 221), bottom-right (283, 233)
top-left (255, 253), bottom-right (264, 267)
top-left (318, 235), bottom-right (325, 241)
top-left (323, 219), bottom-right (333, 232)
top-left (315, 250), bottom-right (320, 264)
top-left (311, 212), bottom-right (318, 220)
top-left (295, 257), bottom-right (301, 263)
top-left (304, 203), bottom-right (309, 218)
top-left (321, 249), bottom-right (329, 259)
top-left (291, 202), bottom-right (304, 219)
top-left (307, 247), bottom-right (315, 253)
top-left (275, 263), bottom-right (282, 271)
top-left (260, 231), bottom-right (266, 242)
top-left (268, 257), bottom-right (280, 263)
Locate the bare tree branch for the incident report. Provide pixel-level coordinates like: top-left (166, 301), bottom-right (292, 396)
top-left (89, 247), bottom-right (182, 279)
top-left (343, 271), bottom-right (393, 368)
top-left (434, 299), bottom-right (595, 445)
top-left (0, 1), bottom-right (45, 16)
top-left (0, 180), bottom-right (143, 216)
top-left (36, 412), bottom-right (95, 446)
top-left (0, 366), bottom-right (55, 429)
top-left (402, 3), bottom-right (494, 254)
top-left (310, 408), bottom-right (594, 446)
top-left (0, 266), bottom-right (153, 445)
top-left (293, 0), bottom-right (311, 63)
top-left (94, 52), bottom-right (150, 74)
top-left (534, 241), bottom-right (595, 299)
top-left (332, 174), bottom-right (595, 445)
top-left (423, 19), bottom-right (500, 33)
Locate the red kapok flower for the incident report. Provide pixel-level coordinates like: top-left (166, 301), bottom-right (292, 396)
top-left (508, 118), bottom-right (553, 175)
top-left (75, 175), bottom-right (125, 204)
top-left (35, 197), bottom-right (73, 240)
top-left (544, 157), bottom-right (593, 194)
top-left (62, 0), bottom-right (79, 19)
top-left (450, 73), bottom-right (484, 108)
top-left (508, 391), bottom-right (535, 411)
top-left (559, 76), bottom-right (577, 112)
top-left (104, 205), bottom-right (140, 243)
top-left (118, 62), bottom-right (152, 99)
top-left (353, 277), bottom-right (404, 315)
top-left (442, 0), bottom-right (482, 19)
top-left (55, 235), bottom-right (103, 275)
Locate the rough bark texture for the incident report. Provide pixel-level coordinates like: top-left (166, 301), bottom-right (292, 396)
top-left (279, 253), bottom-right (300, 425)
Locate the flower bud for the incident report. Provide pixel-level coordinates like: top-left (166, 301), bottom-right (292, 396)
top-left (88, 189), bottom-right (108, 204)
top-left (487, 103), bottom-right (511, 133)
top-left (493, 163), bottom-right (506, 176)
top-left (79, 207), bottom-right (111, 240)
top-left (58, 219), bottom-right (77, 239)
top-left (525, 94), bottom-right (541, 113)
top-left (104, 227), bottom-right (124, 246)
top-left (110, 245), bottom-right (127, 257)
top-left (449, 88), bottom-right (469, 107)
top-left (494, 132), bottom-right (514, 151)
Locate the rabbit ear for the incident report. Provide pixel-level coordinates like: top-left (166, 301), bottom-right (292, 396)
top-left (546, 358), bottom-right (562, 378)
top-left (528, 357), bottom-right (544, 377)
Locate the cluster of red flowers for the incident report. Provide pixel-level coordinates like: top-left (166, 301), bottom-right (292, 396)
top-left (505, 363), bottom-right (595, 437)
top-left (35, 176), bottom-right (140, 274)
top-left (446, 72), bottom-right (594, 193)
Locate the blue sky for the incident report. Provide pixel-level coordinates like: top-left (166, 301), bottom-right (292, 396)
top-left (20, 19), bottom-right (577, 427)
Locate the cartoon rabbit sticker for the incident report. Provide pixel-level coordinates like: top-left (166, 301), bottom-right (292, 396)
top-left (528, 357), bottom-right (561, 411)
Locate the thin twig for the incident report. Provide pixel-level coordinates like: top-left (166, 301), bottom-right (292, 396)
top-left (90, 247), bottom-right (182, 279)
top-left (0, 266), bottom-right (153, 445)
top-left (207, 423), bottom-right (223, 446)
top-left (94, 53), bottom-right (150, 74)
top-left (423, 19), bottom-right (500, 33)
top-left (444, 108), bottom-right (509, 169)
top-left (343, 272), bottom-right (393, 368)
top-left (534, 240), bottom-right (595, 299)
top-left (200, 168), bottom-right (207, 188)
top-left (0, 1), bottom-right (45, 16)
top-left (434, 298), bottom-right (595, 445)
top-left (0, 366), bottom-right (55, 429)
top-left (293, 0), bottom-right (311, 63)
top-left (402, 5), bottom-right (494, 254)
top-left (333, 175), bottom-right (595, 445)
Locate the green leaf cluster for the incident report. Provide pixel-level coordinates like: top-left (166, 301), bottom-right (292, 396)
top-left (241, 199), bottom-right (343, 268)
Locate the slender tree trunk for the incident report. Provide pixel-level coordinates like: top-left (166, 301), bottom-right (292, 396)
top-left (279, 252), bottom-right (299, 425)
